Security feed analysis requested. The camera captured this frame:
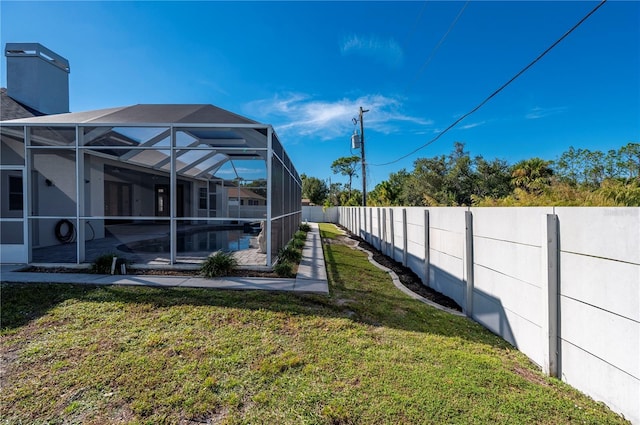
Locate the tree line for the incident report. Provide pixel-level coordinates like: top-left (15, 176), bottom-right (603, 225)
top-left (301, 142), bottom-right (640, 207)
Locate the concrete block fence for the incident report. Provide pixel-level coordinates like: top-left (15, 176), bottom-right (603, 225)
top-left (303, 205), bottom-right (639, 424)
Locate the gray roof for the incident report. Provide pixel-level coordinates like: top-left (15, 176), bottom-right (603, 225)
top-left (0, 103), bottom-right (261, 126)
top-left (0, 101), bottom-right (284, 182)
top-left (0, 88), bottom-right (44, 120)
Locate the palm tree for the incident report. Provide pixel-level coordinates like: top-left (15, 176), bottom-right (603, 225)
top-left (331, 156), bottom-right (360, 199)
top-left (511, 158), bottom-right (554, 193)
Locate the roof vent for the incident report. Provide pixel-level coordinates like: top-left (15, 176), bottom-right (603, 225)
top-left (5, 42), bottom-right (70, 114)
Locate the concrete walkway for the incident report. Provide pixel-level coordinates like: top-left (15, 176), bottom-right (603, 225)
top-left (0, 223), bottom-right (328, 294)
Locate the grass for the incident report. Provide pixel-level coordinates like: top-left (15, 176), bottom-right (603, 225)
top-left (0, 223), bottom-right (629, 424)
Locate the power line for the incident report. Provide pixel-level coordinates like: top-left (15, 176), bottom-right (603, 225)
top-left (372, 0), bottom-right (608, 168)
top-left (403, 0), bottom-right (430, 50)
top-left (403, 0), bottom-right (471, 95)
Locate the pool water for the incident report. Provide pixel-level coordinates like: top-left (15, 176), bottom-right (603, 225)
top-left (118, 229), bottom-right (254, 253)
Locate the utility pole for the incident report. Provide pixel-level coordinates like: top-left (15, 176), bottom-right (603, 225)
top-left (358, 106), bottom-right (369, 206)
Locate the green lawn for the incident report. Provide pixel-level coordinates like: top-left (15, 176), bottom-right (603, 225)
top-left (0, 223), bottom-right (628, 424)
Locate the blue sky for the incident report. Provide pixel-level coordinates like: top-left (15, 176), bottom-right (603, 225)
top-left (1, 1), bottom-right (638, 190)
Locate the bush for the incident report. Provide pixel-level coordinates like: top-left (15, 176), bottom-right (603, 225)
top-left (299, 223), bottom-right (311, 232)
top-left (90, 253), bottom-right (129, 274)
top-left (274, 260), bottom-right (294, 278)
top-left (278, 245), bottom-right (302, 263)
top-left (201, 251), bottom-right (238, 278)
top-left (91, 253), bottom-right (129, 274)
top-left (91, 253), bottom-right (114, 274)
top-left (291, 238), bottom-right (306, 250)
top-left (294, 230), bottom-right (307, 241)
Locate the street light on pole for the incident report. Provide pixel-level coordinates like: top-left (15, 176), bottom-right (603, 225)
top-left (352, 106), bottom-right (369, 206)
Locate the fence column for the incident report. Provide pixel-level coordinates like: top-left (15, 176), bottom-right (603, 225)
top-left (402, 208), bottom-right (408, 267)
top-left (464, 210), bottom-right (474, 316)
top-left (342, 207), bottom-right (351, 231)
top-left (382, 209), bottom-right (387, 255)
top-left (363, 207), bottom-right (367, 241)
top-left (347, 208), bottom-right (350, 231)
top-left (351, 208), bottom-right (355, 233)
top-left (369, 208), bottom-right (373, 244)
top-left (389, 208), bottom-right (395, 260)
top-left (423, 209), bottom-right (430, 286)
top-left (347, 207), bottom-right (349, 229)
top-left (377, 208), bottom-right (382, 250)
top-left (541, 213), bottom-right (559, 377)
top-left (352, 208), bottom-right (355, 234)
top-left (344, 207), bottom-right (347, 229)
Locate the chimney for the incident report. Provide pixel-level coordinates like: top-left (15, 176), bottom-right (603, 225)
top-left (5, 43), bottom-right (70, 114)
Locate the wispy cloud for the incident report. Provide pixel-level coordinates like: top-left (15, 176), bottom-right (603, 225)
top-left (340, 34), bottom-right (403, 67)
top-left (245, 93), bottom-right (432, 141)
top-left (196, 79), bottom-right (229, 96)
top-left (460, 121), bottom-right (486, 130)
top-left (526, 106), bottom-right (567, 120)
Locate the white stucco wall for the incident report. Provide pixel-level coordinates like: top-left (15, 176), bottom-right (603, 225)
top-left (554, 207), bottom-right (639, 424)
top-left (405, 207), bottom-right (427, 278)
top-left (469, 207), bottom-right (554, 368)
top-left (301, 205), bottom-right (336, 223)
top-left (427, 207), bottom-right (467, 307)
top-left (330, 206), bottom-right (639, 424)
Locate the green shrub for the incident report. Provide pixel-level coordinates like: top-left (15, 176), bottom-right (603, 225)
top-left (91, 253), bottom-right (129, 274)
top-left (274, 260), bottom-right (294, 278)
top-left (291, 238), bottom-right (306, 250)
top-left (201, 251), bottom-right (238, 278)
top-left (278, 245), bottom-right (302, 263)
top-left (299, 223), bottom-right (311, 232)
top-left (294, 230), bottom-right (307, 241)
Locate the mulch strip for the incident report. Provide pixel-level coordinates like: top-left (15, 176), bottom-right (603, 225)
top-left (18, 266), bottom-right (279, 279)
top-left (335, 227), bottom-right (462, 312)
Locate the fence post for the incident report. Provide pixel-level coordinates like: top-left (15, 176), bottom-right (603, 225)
top-left (351, 208), bottom-right (355, 233)
top-left (348, 208), bottom-right (351, 232)
top-left (369, 208), bottom-right (373, 244)
top-left (464, 210), bottom-right (474, 317)
top-left (377, 208), bottom-right (382, 250)
top-left (353, 208), bottom-right (356, 233)
top-left (345, 207), bottom-right (348, 230)
top-left (389, 208), bottom-right (395, 260)
top-left (382, 208), bottom-right (387, 255)
top-left (345, 207), bottom-right (348, 228)
top-left (402, 208), bottom-right (408, 267)
top-left (344, 207), bottom-right (347, 229)
top-left (424, 209), bottom-right (430, 286)
top-left (346, 207), bottom-right (348, 230)
top-left (541, 213), bottom-right (559, 377)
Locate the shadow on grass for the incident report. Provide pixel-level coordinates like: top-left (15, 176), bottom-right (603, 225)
top-left (1, 283), bottom-right (97, 331)
top-left (1, 236), bottom-right (511, 351)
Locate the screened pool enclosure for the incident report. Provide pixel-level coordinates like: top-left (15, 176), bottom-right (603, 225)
top-left (0, 104), bottom-right (302, 267)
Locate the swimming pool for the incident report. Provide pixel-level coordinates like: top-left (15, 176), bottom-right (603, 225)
top-left (117, 228), bottom-right (254, 254)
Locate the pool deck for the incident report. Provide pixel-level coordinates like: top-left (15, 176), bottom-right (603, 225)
top-left (0, 223), bottom-right (328, 294)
